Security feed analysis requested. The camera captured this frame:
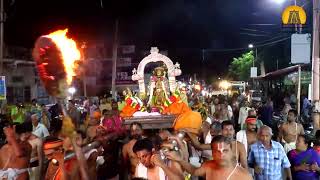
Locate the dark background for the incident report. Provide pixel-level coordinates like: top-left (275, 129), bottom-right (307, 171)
top-left (3, 0), bottom-right (312, 79)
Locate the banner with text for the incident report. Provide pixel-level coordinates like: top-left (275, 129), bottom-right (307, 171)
top-left (0, 76), bottom-right (6, 100)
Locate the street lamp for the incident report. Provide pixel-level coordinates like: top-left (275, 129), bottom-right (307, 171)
top-left (248, 44), bottom-right (254, 49)
top-left (68, 87), bottom-right (76, 98)
top-left (272, 0), bottom-right (299, 5)
top-left (273, 0), bottom-right (286, 4)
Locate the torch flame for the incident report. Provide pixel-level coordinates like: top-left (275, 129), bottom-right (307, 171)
top-left (46, 29), bottom-right (81, 85)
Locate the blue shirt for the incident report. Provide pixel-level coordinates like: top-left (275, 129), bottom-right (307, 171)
top-left (248, 140), bottom-right (291, 180)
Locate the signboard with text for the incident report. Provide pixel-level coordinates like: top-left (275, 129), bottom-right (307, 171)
top-left (0, 76), bottom-right (6, 100)
top-left (291, 33), bottom-right (311, 64)
top-left (284, 71), bottom-right (311, 85)
top-left (117, 57), bottom-right (132, 67)
top-left (116, 70), bottom-right (135, 85)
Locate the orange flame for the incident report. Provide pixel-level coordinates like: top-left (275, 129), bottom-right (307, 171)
top-left (46, 29), bottom-right (81, 85)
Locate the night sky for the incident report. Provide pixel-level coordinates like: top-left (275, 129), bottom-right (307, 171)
top-left (3, 0), bottom-right (312, 78)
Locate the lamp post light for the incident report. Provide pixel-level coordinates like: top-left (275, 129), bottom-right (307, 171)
top-left (68, 87), bottom-right (76, 99)
top-left (272, 0), bottom-right (297, 5)
top-left (273, 0), bottom-right (287, 4)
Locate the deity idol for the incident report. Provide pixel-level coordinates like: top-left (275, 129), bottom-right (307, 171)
top-left (148, 66), bottom-right (170, 112)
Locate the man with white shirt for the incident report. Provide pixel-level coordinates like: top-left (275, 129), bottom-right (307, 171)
top-left (31, 114), bottom-right (49, 139)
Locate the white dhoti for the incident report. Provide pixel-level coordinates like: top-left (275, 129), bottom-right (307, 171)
top-left (28, 158), bottom-right (41, 180)
top-left (0, 168), bottom-right (28, 180)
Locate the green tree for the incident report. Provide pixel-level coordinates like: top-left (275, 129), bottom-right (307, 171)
top-left (228, 51), bottom-right (254, 81)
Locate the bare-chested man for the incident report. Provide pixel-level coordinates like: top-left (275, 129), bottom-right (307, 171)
top-left (75, 130), bottom-right (101, 180)
top-left (22, 122), bottom-right (44, 180)
top-left (122, 122), bottom-right (144, 178)
top-left (186, 120), bottom-right (247, 169)
top-left (221, 121), bottom-right (248, 169)
top-left (278, 109), bottom-right (304, 153)
top-left (236, 116), bottom-right (258, 154)
top-left (184, 122), bottom-right (222, 161)
top-left (49, 135), bottom-right (90, 180)
top-left (86, 111), bottom-right (101, 142)
top-left (166, 135), bottom-right (252, 180)
top-left (0, 124), bottom-right (32, 180)
top-left (133, 138), bottom-right (183, 180)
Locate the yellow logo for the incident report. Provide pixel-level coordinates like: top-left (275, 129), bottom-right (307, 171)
top-left (282, 5), bottom-right (306, 25)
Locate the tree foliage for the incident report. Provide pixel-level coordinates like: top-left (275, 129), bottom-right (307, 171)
top-left (228, 51), bottom-right (254, 81)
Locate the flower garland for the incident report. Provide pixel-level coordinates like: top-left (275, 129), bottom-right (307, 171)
top-left (125, 95), bottom-right (145, 111)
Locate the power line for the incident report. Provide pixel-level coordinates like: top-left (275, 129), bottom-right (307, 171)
top-left (171, 33), bottom-right (290, 53)
top-left (204, 36), bottom-right (290, 52)
top-left (240, 28), bottom-right (270, 34)
top-left (256, 36), bottom-right (291, 47)
top-left (239, 33), bottom-right (270, 37)
top-left (255, 33), bottom-right (287, 44)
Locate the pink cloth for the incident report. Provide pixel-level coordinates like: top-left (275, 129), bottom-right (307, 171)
top-left (102, 115), bottom-right (124, 134)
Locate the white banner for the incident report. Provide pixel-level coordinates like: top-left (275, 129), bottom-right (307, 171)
top-left (250, 67), bottom-right (257, 78)
top-left (291, 33), bottom-right (311, 64)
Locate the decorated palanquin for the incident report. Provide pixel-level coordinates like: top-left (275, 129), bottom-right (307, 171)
top-left (122, 47), bottom-right (202, 134)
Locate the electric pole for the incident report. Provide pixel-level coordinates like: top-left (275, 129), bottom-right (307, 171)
top-left (312, 0), bottom-right (320, 102)
top-left (0, 0), bottom-right (4, 75)
top-left (111, 19), bottom-right (119, 99)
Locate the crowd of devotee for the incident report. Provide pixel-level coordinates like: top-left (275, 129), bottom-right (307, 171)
top-left (0, 92), bottom-right (319, 180)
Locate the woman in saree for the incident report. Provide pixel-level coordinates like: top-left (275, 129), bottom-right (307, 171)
top-left (287, 135), bottom-right (320, 180)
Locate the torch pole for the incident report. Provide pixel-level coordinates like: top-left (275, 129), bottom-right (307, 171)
top-left (83, 49), bottom-right (87, 97)
top-left (111, 19), bottom-right (119, 99)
